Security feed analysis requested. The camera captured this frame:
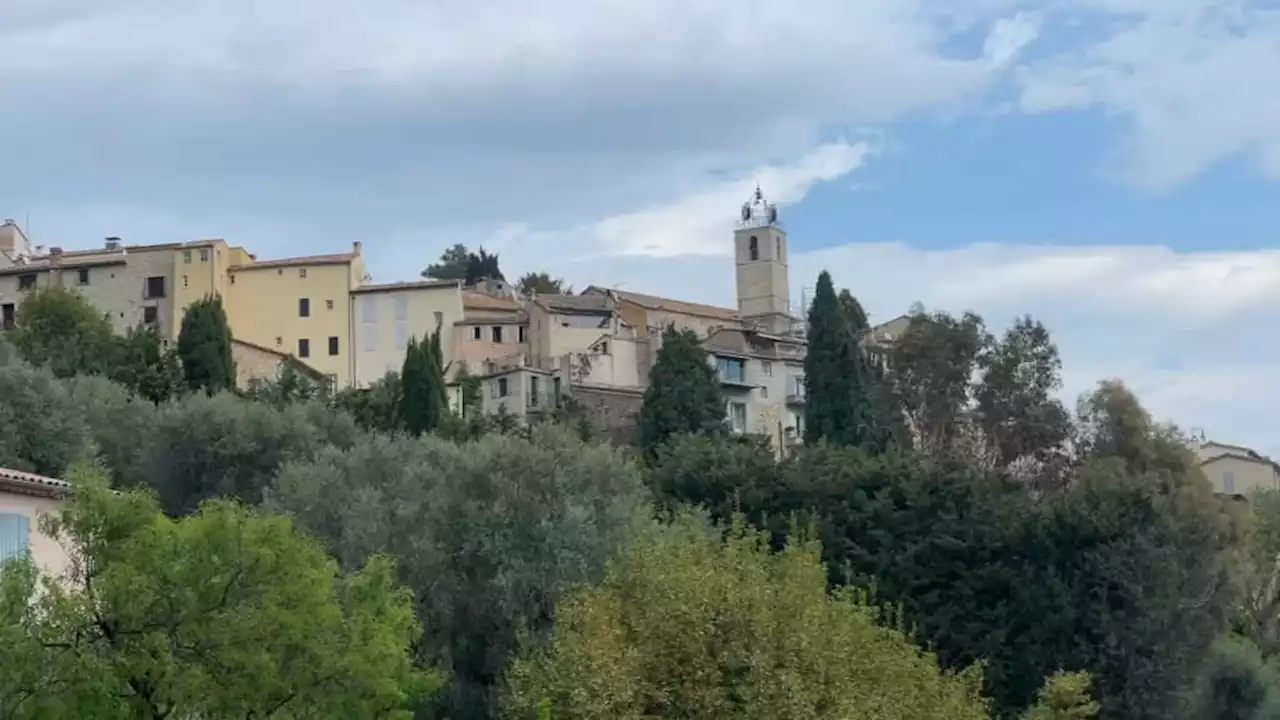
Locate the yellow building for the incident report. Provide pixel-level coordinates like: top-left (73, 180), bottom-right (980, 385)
top-left (222, 244), bottom-right (367, 388)
top-left (350, 279), bottom-right (464, 387)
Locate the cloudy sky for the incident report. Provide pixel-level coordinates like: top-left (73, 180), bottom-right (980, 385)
top-left (2, 0), bottom-right (1278, 453)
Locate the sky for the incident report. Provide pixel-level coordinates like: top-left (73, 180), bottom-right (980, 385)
top-left (1, 0), bottom-right (1278, 454)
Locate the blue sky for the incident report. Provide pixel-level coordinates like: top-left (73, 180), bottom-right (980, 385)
top-left (1, 0), bottom-right (1278, 453)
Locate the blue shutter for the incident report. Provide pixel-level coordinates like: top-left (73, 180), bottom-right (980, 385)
top-left (0, 513), bottom-right (31, 563)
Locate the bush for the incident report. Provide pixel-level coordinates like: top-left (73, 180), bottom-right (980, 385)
top-left (0, 362), bottom-right (96, 476)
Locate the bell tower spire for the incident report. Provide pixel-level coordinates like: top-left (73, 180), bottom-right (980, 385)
top-left (733, 186), bottom-right (791, 335)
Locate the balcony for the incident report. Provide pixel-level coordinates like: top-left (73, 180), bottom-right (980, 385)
top-left (785, 390), bottom-right (806, 405)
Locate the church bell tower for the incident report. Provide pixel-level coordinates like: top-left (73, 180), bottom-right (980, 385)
top-left (734, 186), bottom-right (792, 335)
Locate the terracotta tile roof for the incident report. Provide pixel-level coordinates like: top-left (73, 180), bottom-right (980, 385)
top-left (584, 286), bottom-right (739, 322)
top-left (462, 291), bottom-right (521, 311)
top-left (230, 252), bottom-right (356, 271)
top-left (0, 467), bottom-right (72, 498)
top-left (352, 279), bottom-right (460, 294)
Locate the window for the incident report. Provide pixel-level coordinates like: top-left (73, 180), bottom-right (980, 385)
top-left (182, 275), bottom-right (189, 288)
top-left (298, 338), bottom-right (311, 358)
top-left (761, 360), bottom-right (773, 376)
top-left (361, 296), bottom-right (377, 323)
top-left (748, 236), bottom-right (759, 261)
top-left (143, 306), bottom-right (158, 325)
top-left (395, 323), bottom-right (408, 350)
top-left (364, 328), bottom-right (376, 352)
top-left (518, 326), bottom-right (528, 342)
top-left (790, 375), bottom-right (805, 397)
top-left (199, 248), bottom-right (209, 262)
top-left (326, 299), bottom-right (334, 311)
top-left (529, 376), bottom-right (540, 406)
top-left (77, 268), bottom-right (90, 285)
top-left (394, 295), bottom-right (408, 321)
top-left (17, 274), bottom-right (36, 291)
top-left (472, 326), bottom-right (482, 340)
top-left (1223, 471), bottom-right (1236, 494)
top-left (490, 380), bottom-right (499, 399)
top-left (275, 336), bottom-right (283, 347)
top-left (183, 250), bottom-right (192, 264)
top-left (776, 237), bottom-right (782, 259)
top-left (230, 275), bottom-right (236, 285)
top-left (299, 298), bottom-right (310, 317)
top-left (599, 340), bottom-right (609, 354)
top-left (1, 304), bottom-right (13, 330)
top-left (498, 377), bottom-right (509, 397)
top-left (433, 311), bottom-right (444, 330)
top-left (716, 356), bottom-right (745, 383)
top-left (0, 513), bottom-right (31, 563)
top-left (299, 268), bottom-right (308, 278)
top-left (727, 402), bottom-right (748, 433)
top-left (760, 386), bottom-right (769, 399)
top-left (328, 336), bottom-right (340, 356)
top-left (492, 326), bottom-right (504, 343)
top-left (145, 276), bottom-right (166, 298)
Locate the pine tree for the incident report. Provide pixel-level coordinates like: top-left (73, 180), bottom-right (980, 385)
top-left (638, 325), bottom-right (725, 462)
top-left (400, 331), bottom-right (448, 436)
top-left (176, 294), bottom-right (235, 395)
top-left (803, 272), bottom-right (887, 451)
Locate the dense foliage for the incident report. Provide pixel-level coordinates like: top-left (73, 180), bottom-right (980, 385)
top-left (0, 466), bottom-right (435, 718)
top-left (266, 426), bottom-right (654, 719)
top-left (176, 294), bottom-right (236, 394)
top-left (400, 331), bottom-right (449, 436)
top-left (423, 243), bottom-right (505, 284)
top-left (804, 272), bottom-right (888, 451)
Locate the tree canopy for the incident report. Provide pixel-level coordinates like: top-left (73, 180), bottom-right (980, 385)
top-left (5, 285), bottom-right (116, 378)
top-left (176, 294), bottom-right (235, 395)
top-left (0, 465), bottom-right (437, 719)
top-left (516, 271), bottom-right (569, 296)
top-left (637, 325), bottom-right (725, 461)
top-left (423, 244), bottom-right (504, 285)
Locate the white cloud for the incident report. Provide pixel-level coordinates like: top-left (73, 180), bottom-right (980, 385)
top-left (1017, 0), bottom-right (1280, 189)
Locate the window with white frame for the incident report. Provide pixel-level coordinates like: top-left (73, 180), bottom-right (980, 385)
top-left (727, 401), bottom-right (747, 433)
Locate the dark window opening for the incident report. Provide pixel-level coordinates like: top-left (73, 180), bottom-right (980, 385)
top-left (299, 298), bottom-right (310, 317)
top-left (498, 377), bottom-right (508, 397)
top-left (748, 235), bottom-right (759, 261)
top-left (17, 274), bottom-right (36, 291)
top-left (145, 276), bottom-right (166, 298)
top-left (298, 338), bottom-right (310, 358)
top-left (472, 326), bottom-right (482, 340)
top-left (2, 303), bottom-right (14, 330)
top-left (492, 326), bottom-right (504, 343)
top-left (518, 325), bottom-right (527, 343)
top-left (143, 306), bottom-right (158, 325)
top-left (328, 336), bottom-right (339, 356)
top-left (77, 268), bottom-right (90, 285)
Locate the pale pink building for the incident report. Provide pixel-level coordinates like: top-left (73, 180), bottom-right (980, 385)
top-left (0, 467), bottom-right (72, 579)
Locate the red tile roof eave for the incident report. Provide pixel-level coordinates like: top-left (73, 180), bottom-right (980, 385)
top-left (0, 467), bottom-right (73, 499)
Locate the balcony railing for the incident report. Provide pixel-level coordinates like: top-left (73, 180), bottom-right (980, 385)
top-left (785, 390), bottom-right (806, 404)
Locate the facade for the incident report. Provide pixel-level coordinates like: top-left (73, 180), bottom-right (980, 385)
top-left (0, 467), bottom-right (73, 579)
top-left (232, 338), bottom-right (330, 390)
top-left (1193, 439), bottom-right (1280, 497)
top-left (223, 246), bottom-right (367, 389)
top-left (351, 279), bottom-right (464, 386)
top-left (454, 290), bottom-right (528, 374)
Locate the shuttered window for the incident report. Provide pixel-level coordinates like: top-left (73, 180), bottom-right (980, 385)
top-left (0, 513), bottom-right (31, 563)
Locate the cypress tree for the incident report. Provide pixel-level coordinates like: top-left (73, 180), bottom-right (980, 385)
top-left (638, 325), bottom-right (725, 462)
top-left (176, 294), bottom-right (236, 394)
top-left (803, 272), bottom-right (887, 451)
top-left (400, 331), bottom-right (448, 436)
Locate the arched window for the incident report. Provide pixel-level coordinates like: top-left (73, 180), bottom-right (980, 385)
top-left (749, 236), bottom-right (759, 261)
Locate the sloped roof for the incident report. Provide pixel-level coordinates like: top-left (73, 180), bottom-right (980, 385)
top-left (352, 279), bottom-right (460, 294)
top-left (462, 291), bottom-right (521, 312)
top-left (230, 252), bottom-right (356, 271)
top-left (583, 286), bottom-right (739, 323)
top-left (0, 467), bottom-right (72, 499)
top-left (534, 293), bottom-right (613, 314)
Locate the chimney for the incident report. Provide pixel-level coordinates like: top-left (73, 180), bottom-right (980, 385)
top-left (104, 236), bottom-right (122, 250)
top-left (352, 241), bottom-right (363, 254)
top-left (49, 247), bottom-right (63, 256)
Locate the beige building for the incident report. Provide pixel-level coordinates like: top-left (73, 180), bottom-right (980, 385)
top-left (351, 279), bottom-right (464, 386)
top-left (454, 289), bottom-right (528, 374)
top-left (0, 467), bottom-right (73, 580)
top-left (232, 339), bottom-right (329, 390)
top-left (1193, 439), bottom-right (1280, 497)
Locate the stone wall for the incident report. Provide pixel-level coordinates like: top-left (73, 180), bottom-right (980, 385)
top-left (569, 383), bottom-right (643, 446)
